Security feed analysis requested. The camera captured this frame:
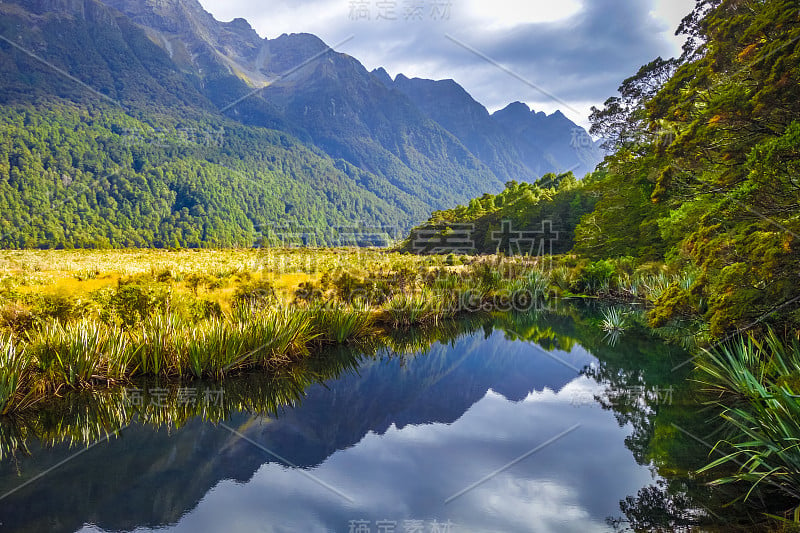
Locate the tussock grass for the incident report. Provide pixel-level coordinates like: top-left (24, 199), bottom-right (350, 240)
top-left (600, 307), bottom-right (629, 332)
top-left (312, 305), bottom-right (375, 344)
top-left (0, 334), bottom-right (35, 415)
top-left (696, 331), bottom-right (800, 501)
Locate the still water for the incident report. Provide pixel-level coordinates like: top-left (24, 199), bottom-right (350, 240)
top-left (0, 310), bottom-right (700, 532)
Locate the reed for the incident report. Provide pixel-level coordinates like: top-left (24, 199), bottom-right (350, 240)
top-left (523, 269), bottom-right (551, 299)
top-left (186, 318), bottom-right (244, 378)
top-left (29, 321), bottom-right (111, 390)
top-left (381, 290), bottom-right (455, 328)
top-left (312, 305), bottom-right (375, 344)
top-left (1, 248), bottom-right (682, 416)
top-left (239, 307), bottom-right (318, 367)
top-left (132, 314), bottom-right (186, 377)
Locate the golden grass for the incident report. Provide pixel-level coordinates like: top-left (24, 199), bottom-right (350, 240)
top-left (0, 248), bottom-right (439, 304)
top-left (0, 248), bottom-right (562, 415)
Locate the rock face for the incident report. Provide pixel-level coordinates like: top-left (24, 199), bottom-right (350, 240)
top-left (89, 0), bottom-right (502, 208)
top-left (101, 0), bottom-right (266, 80)
top-left (493, 102), bottom-right (606, 178)
top-left (76, 0), bottom-right (605, 182)
top-left (384, 73), bottom-right (606, 180)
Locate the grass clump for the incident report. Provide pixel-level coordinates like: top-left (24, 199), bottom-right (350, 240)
top-left (696, 331), bottom-right (800, 502)
top-left (600, 307), bottom-right (629, 332)
top-left (0, 335), bottom-right (35, 415)
top-left (232, 279), bottom-right (276, 310)
top-left (312, 305), bottom-right (375, 344)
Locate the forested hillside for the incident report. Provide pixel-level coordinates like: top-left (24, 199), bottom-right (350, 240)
top-left (0, 104), bottom-right (424, 248)
top-left (578, 0), bottom-right (799, 335)
top-left (403, 171), bottom-right (598, 255)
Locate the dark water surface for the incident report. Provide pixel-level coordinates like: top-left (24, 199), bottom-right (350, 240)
top-left (0, 309), bottom-right (721, 532)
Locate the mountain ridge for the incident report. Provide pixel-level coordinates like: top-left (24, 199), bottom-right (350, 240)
top-left (374, 69), bottom-right (605, 180)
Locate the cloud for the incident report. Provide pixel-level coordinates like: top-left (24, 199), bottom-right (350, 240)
top-left (200, 0), bottom-right (694, 128)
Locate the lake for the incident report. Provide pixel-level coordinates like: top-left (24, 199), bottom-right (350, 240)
top-left (0, 307), bottom-right (748, 532)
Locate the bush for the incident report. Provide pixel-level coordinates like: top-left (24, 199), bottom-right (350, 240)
top-left (154, 269), bottom-right (173, 283)
top-left (294, 281), bottom-right (324, 305)
top-left (93, 282), bottom-right (172, 327)
top-left (189, 299), bottom-right (223, 321)
top-left (574, 260), bottom-right (618, 294)
top-left (232, 280), bottom-right (276, 309)
top-left (33, 293), bottom-right (83, 323)
top-left (185, 273), bottom-right (222, 295)
top-left (0, 304), bottom-right (35, 335)
top-left (330, 272), bottom-right (393, 306)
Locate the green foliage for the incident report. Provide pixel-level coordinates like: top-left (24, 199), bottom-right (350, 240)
top-left (0, 104), bottom-right (419, 249)
top-left (293, 281), bottom-right (324, 305)
top-left (30, 320), bottom-right (116, 389)
top-left (93, 280), bottom-right (172, 327)
top-left (573, 260), bottom-right (618, 295)
top-left (403, 172), bottom-right (598, 255)
top-left (575, 0), bottom-right (800, 336)
top-left (232, 280), bottom-right (276, 310)
top-left (0, 334), bottom-right (33, 415)
top-left (32, 293), bottom-right (84, 323)
top-left (328, 271), bottom-right (394, 306)
top-left (0, 303), bottom-right (35, 334)
top-left (600, 307), bottom-right (630, 332)
top-left (188, 298), bottom-right (223, 321)
top-left (312, 306), bottom-right (375, 344)
top-left (696, 331), bottom-right (800, 501)
top-left (185, 273), bottom-right (222, 295)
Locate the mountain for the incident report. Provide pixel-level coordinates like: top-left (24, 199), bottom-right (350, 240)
top-left (100, 0), bottom-right (503, 207)
top-left (492, 102), bottom-right (606, 178)
top-left (0, 0), bottom-right (603, 248)
top-left (378, 70), bottom-right (605, 180)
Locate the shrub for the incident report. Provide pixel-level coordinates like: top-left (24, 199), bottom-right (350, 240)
top-left (330, 272), bottom-right (393, 306)
top-left (154, 269), bottom-right (173, 283)
top-left (93, 282), bottom-right (172, 327)
top-left (0, 335), bottom-right (32, 415)
top-left (33, 293), bottom-right (83, 323)
top-left (294, 281), bottom-right (324, 305)
top-left (189, 299), bottom-right (223, 321)
top-left (574, 260), bottom-right (618, 294)
top-left (185, 273), bottom-right (222, 295)
top-left (232, 280), bottom-right (276, 310)
top-left (0, 303), bottom-right (35, 335)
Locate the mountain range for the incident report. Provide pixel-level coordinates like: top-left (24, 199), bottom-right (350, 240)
top-left (0, 0), bottom-right (604, 247)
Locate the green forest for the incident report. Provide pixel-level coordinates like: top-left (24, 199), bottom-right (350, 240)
top-left (408, 0), bottom-right (799, 339)
top-left (0, 102), bottom-right (428, 248)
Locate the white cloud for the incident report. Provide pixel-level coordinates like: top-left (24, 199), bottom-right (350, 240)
top-left (199, 0), bottom-right (695, 127)
top-left (464, 0), bottom-right (583, 29)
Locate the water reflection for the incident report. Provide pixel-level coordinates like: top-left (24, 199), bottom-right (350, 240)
top-left (0, 307), bottom-right (782, 532)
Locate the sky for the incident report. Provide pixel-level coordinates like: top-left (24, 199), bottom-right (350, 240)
top-left (200, 0), bottom-right (696, 129)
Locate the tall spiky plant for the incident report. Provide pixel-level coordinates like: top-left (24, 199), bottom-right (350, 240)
top-left (695, 331), bottom-right (800, 502)
top-left (0, 335), bottom-right (34, 415)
